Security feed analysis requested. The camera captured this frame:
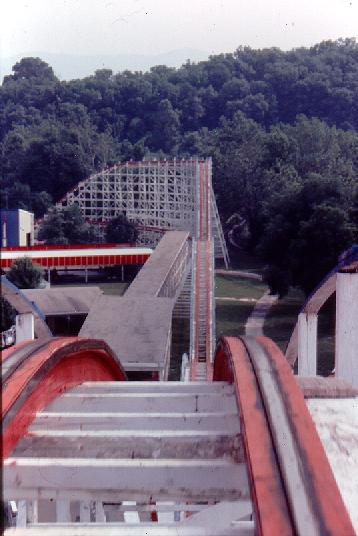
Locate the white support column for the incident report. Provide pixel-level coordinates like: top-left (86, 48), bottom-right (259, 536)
top-left (80, 500), bottom-right (91, 522)
top-left (15, 313), bottom-right (35, 343)
top-left (336, 272), bottom-right (358, 387)
top-left (95, 501), bottom-right (106, 522)
top-left (16, 500), bottom-right (27, 527)
top-left (297, 312), bottom-right (318, 376)
top-left (56, 499), bottom-right (71, 522)
top-left (27, 500), bottom-right (38, 524)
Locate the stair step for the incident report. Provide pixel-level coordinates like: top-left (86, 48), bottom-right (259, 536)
top-left (5, 521), bottom-right (255, 535)
top-left (4, 458), bottom-right (249, 502)
top-left (14, 431), bottom-right (243, 460)
top-left (45, 393), bottom-right (238, 413)
top-left (69, 382), bottom-right (233, 395)
top-left (31, 412), bottom-right (241, 432)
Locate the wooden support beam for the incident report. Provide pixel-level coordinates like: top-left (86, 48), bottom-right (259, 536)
top-left (297, 312), bottom-right (317, 376)
top-left (336, 272), bottom-right (358, 387)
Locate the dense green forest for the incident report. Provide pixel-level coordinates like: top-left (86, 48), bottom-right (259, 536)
top-left (1, 38), bottom-right (357, 294)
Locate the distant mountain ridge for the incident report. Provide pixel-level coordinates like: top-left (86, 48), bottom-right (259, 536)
top-left (1, 48), bottom-right (210, 81)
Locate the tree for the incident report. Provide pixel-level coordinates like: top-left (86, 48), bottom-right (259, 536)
top-left (105, 214), bottom-right (138, 244)
top-left (7, 257), bottom-right (43, 289)
top-left (37, 207), bottom-right (68, 245)
top-left (3, 57), bottom-right (57, 83)
top-left (37, 205), bottom-right (95, 245)
top-left (257, 176), bottom-right (355, 295)
top-left (0, 296), bottom-right (15, 332)
top-left (149, 99), bottom-right (180, 153)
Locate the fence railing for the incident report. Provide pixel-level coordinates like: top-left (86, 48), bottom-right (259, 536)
top-left (1, 325), bottom-right (16, 349)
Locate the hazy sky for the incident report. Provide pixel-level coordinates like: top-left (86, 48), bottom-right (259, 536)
top-left (1, 0), bottom-right (358, 58)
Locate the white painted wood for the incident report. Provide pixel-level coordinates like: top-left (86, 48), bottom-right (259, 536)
top-left (5, 521), bottom-right (254, 535)
top-left (9, 499), bottom-right (248, 513)
top-left (79, 501), bottom-right (90, 522)
top-left (95, 501), bottom-right (105, 522)
top-left (183, 500), bottom-right (252, 529)
top-left (31, 412), bottom-right (240, 433)
top-left (14, 430), bottom-right (241, 460)
top-left (336, 273), bottom-right (358, 387)
top-left (16, 500), bottom-right (27, 527)
top-left (44, 392), bottom-right (238, 413)
top-left (297, 312), bottom-right (317, 376)
top-left (15, 313), bottom-right (34, 343)
top-left (122, 501), bottom-right (140, 523)
top-left (4, 458), bottom-right (248, 502)
top-left (56, 500), bottom-right (71, 522)
top-left (20, 429), bottom-right (238, 438)
top-left (70, 381), bottom-right (233, 394)
top-left (26, 500), bottom-right (38, 524)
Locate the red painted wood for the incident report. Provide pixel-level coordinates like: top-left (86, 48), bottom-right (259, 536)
top-left (214, 337), bottom-right (293, 536)
top-left (2, 338), bottom-right (126, 458)
top-left (213, 336), bottom-right (355, 536)
top-left (257, 336), bottom-right (355, 536)
top-left (1, 340), bottom-right (32, 363)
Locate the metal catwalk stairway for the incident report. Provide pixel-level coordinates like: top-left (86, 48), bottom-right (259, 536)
top-left (5, 381), bottom-right (253, 535)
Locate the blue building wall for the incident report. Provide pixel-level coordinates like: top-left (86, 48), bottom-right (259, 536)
top-left (1, 210), bottom-right (20, 246)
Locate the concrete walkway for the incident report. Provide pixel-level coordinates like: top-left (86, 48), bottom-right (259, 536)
top-left (245, 290), bottom-right (279, 337)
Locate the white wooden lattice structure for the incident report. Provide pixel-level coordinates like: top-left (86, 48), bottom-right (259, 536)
top-left (55, 158), bottom-right (229, 266)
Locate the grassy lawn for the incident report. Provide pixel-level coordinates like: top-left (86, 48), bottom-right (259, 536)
top-left (215, 274), bottom-right (267, 337)
top-left (263, 287), bottom-right (305, 352)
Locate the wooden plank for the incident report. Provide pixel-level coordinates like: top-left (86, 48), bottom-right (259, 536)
top-left (4, 458), bottom-right (248, 502)
top-left (79, 501), bottom-right (90, 522)
top-left (213, 337), bottom-right (294, 535)
top-left (13, 431), bottom-right (243, 461)
top-left (95, 501), bottom-right (105, 522)
top-left (5, 521), bottom-right (255, 536)
top-left (27, 500), bottom-right (38, 524)
top-left (44, 393), bottom-right (237, 413)
top-left (16, 500), bottom-right (26, 527)
top-left (69, 381), bottom-right (233, 394)
top-left (31, 412), bottom-right (241, 433)
top-left (257, 336), bottom-right (356, 536)
top-left (56, 500), bottom-right (71, 522)
top-left (297, 312), bottom-right (317, 376)
top-left (336, 273), bottom-right (358, 387)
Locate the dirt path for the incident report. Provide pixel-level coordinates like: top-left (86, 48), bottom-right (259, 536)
top-left (245, 290), bottom-right (279, 337)
top-left (215, 269), bottom-right (262, 281)
top-left (215, 267), bottom-right (277, 336)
